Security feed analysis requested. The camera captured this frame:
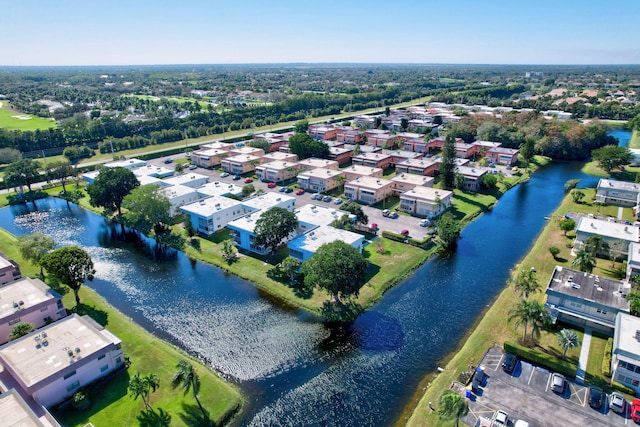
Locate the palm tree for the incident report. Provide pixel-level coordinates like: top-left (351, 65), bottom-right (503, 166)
top-left (171, 359), bottom-right (206, 419)
top-left (437, 390), bottom-right (469, 427)
top-left (508, 299), bottom-right (533, 341)
top-left (572, 249), bottom-right (595, 273)
top-left (511, 268), bottom-right (541, 299)
top-left (557, 329), bottom-right (579, 360)
top-left (528, 301), bottom-right (551, 341)
top-left (129, 372), bottom-right (160, 410)
top-left (585, 234), bottom-right (609, 257)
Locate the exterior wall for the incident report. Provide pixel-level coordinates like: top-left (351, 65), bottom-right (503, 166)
top-left (0, 300), bottom-right (66, 345)
top-left (336, 130), bottom-right (363, 144)
top-left (31, 343), bottom-right (124, 407)
top-left (544, 292), bottom-right (618, 335)
top-left (221, 156), bottom-right (262, 174)
top-left (460, 176), bottom-right (482, 192)
top-left (352, 155), bottom-right (392, 170)
top-left (611, 360), bottom-right (640, 393)
top-left (0, 263), bottom-right (20, 285)
top-left (297, 174), bottom-right (344, 193)
top-left (255, 165), bottom-right (300, 183)
top-left (344, 183), bottom-right (393, 205)
top-left (191, 150), bottom-right (225, 168)
top-left (342, 167), bottom-right (384, 181)
top-left (595, 188), bottom-right (639, 207)
top-left (181, 204), bottom-right (247, 235)
top-left (400, 192), bottom-right (452, 218)
top-left (485, 150), bottom-right (519, 166)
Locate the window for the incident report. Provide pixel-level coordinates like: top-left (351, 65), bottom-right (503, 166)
top-left (63, 370), bottom-right (77, 380)
top-left (66, 381), bottom-right (80, 393)
top-left (100, 364), bottom-right (109, 373)
top-left (115, 357), bottom-right (122, 365)
top-left (115, 343), bottom-right (122, 350)
top-left (40, 306), bottom-right (49, 312)
top-left (98, 354), bottom-right (106, 361)
top-left (57, 300), bottom-right (64, 309)
top-left (8, 318), bottom-right (20, 325)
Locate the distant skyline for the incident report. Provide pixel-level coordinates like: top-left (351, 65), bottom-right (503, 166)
top-left (3, 0), bottom-right (639, 66)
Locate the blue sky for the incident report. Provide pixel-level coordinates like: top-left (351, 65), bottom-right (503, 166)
top-left (2, 0), bottom-right (639, 66)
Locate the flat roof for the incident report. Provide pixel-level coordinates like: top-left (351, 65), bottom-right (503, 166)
top-left (456, 166), bottom-right (487, 178)
top-left (0, 277), bottom-right (58, 320)
top-left (298, 168), bottom-right (345, 179)
top-left (0, 255), bottom-right (12, 270)
top-left (241, 192), bottom-right (296, 211)
top-left (222, 154), bottom-right (261, 164)
top-left (136, 174), bottom-right (164, 187)
top-left (229, 146), bottom-right (264, 156)
top-left (615, 312), bottom-right (640, 358)
top-left (546, 266), bottom-right (629, 312)
top-left (227, 213), bottom-right (259, 233)
top-left (576, 216), bottom-right (640, 242)
top-left (382, 150), bottom-right (422, 159)
top-left (629, 242), bottom-right (640, 265)
top-left (401, 186), bottom-right (453, 201)
top-left (352, 152), bottom-right (392, 161)
top-left (288, 225), bottom-right (363, 254)
top-left (196, 182), bottom-right (242, 197)
top-left (391, 173), bottom-right (434, 186)
top-left (104, 158), bottom-right (146, 169)
top-left (329, 147), bottom-right (352, 155)
top-left (192, 148), bottom-right (228, 157)
top-left (473, 140), bottom-right (502, 148)
top-left (180, 195), bottom-right (242, 216)
top-left (295, 204), bottom-right (354, 227)
top-left (597, 179), bottom-right (640, 193)
top-left (345, 176), bottom-right (393, 190)
top-left (487, 146), bottom-right (519, 154)
top-left (256, 160), bottom-right (298, 171)
top-left (199, 142), bottom-right (233, 151)
top-left (133, 165), bottom-right (174, 177)
top-left (0, 389), bottom-right (45, 427)
top-left (162, 173), bottom-right (209, 186)
top-left (0, 314), bottom-right (119, 388)
top-left (342, 164), bottom-right (383, 176)
top-left (397, 158), bottom-right (438, 168)
top-left (297, 158), bottom-right (339, 169)
top-left (261, 152), bottom-right (298, 162)
top-left (161, 184), bottom-right (198, 199)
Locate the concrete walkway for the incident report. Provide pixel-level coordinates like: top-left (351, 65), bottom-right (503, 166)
top-left (576, 327), bottom-right (592, 384)
top-left (618, 206), bottom-right (624, 220)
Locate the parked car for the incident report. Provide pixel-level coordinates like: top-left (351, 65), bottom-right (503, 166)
top-left (514, 420), bottom-right (529, 427)
top-left (244, 178), bottom-right (254, 184)
top-left (164, 158), bottom-right (173, 164)
top-left (419, 219), bottom-right (431, 227)
top-left (502, 353), bottom-right (517, 373)
top-left (284, 188), bottom-right (293, 193)
top-left (588, 385), bottom-right (604, 409)
top-left (493, 410), bottom-right (508, 426)
top-left (296, 189), bottom-right (305, 195)
top-left (631, 399), bottom-right (640, 423)
top-left (267, 182), bottom-right (277, 188)
top-left (232, 174), bottom-right (241, 180)
top-left (189, 164), bottom-right (197, 170)
top-left (279, 186), bottom-right (287, 192)
top-left (610, 391), bottom-right (626, 414)
top-left (333, 198), bottom-right (343, 205)
top-left (311, 193), bottom-right (321, 200)
top-left (322, 196), bottom-right (332, 202)
top-left (551, 373), bottom-right (565, 394)
top-left (220, 172), bottom-right (230, 178)
top-left (389, 211), bottom-right (399, 219)
top-left (382, 209), bottom-right (390, 217)
top-left (400, 229), bottom-right (409, 236)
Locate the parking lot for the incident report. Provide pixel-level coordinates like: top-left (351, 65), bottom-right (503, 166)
top-left (464, 346), bottom-right (632, 427)
top-left (146, 154), bottom-right (431, 238)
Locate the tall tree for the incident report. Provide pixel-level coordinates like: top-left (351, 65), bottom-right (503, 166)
top-left (0, 148), bottom-right (22, 164)
top-left (280, 256), bottom-right (301, 284)
top-left (511, 268), bottom-right (541, 299)
top-left (341, 201), bottom-right (368, 225)
top-left (439, 134), bottom-right (457, 190)
top-left (254, 207), bottom-right (298, 255)
top-left (171, 359), bottom-right (206, 419)
top-left (40, 246), bottom-right (95, 304)
top-left (122, 185), bottom-right (172, 235)
top-left (584, 234), bottom-right (609, 257)
top-left (558, 218), bottom-right (575, 236)
top-left (591, 145), bottom-right (632, 174)
top-left (18, 233), bottom-right (56, 276)
top-left (528, 301), bottom-right (551, 341)
top-left (87, 166), bottom-right (139, 216)
top-left (4, 158), bottom-right (41, 191)
top-left (129, 372), bottom-right (160, 410)
top-left (46, 160), bottom-right (76, 192)
top-left (437, 390), bottom-right (469, 427)
top-left (435, 212), bottom-right (461, 249)
top-left (287, 133), bottom-right (330, 160)
top-left (572, 249), bottom-right (595, 273)
top-left (302, 241), bottom-right (368, 302)
top-left (519, 137), bottom-right (535, 166)
top-left (508, 299), bottom-right (534, 341)
top-left (557, 329), bottom-right (579, 360)
top-left (294, 119), bottom-right (309, 134)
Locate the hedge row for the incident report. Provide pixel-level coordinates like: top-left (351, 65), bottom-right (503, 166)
top-left (380, 231), bottom-right (433, 249)
top-left (602, 338), bottom-right (613, 377)
top-left (504, 341), bottom-right (578, 378)
top-left (611, 381), bottom-right (636, 396)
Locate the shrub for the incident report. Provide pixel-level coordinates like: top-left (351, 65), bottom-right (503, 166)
top-left (611, 381), bottom-right (636, 396)
top-left (602, 337), bottom-right (613, 377)
top-left (549, 246), bottom-right (560, 258)
top-left (504, 341), bottom-right (578, 377)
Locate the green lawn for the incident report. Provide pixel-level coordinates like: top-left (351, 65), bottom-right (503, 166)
top-left (0, 229), bottom-right (243, 426)
top-left (630, 129), bottom-right (640, 150)
top-left (0, 101), bottom-right (57, 131)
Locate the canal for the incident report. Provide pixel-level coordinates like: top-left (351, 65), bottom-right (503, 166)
top-left (0, 160), bottom-right (601, 426)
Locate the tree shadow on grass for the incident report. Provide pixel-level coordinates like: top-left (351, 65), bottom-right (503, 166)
top-left (71, 302), bottom-right (109, 327)
top-left (178, 403), bottom-right (215, 427)
top-left (137, 407), bottom-right (172, 427)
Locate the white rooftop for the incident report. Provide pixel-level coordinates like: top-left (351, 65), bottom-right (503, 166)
top-left (223, 154), bottom-right (262, 164)
top-left (197, 181), bottom-right (243, 197)
top-left (256, 160), bottom-right (299, 171)
top-left (81, 170), bottom-right (100, 181)
top-left (299, 168), bottom-right (345, 179)
top-left (342, 164), bottom-right (383, 176)
top-left (226, 213), bottom-right (260, 233)
top-left (288, 225), bottom-right (363, 254)
top-left (382, 150), bottom-right (423, 159)
top-left (401, 186), bottom-right (453, 201)
top-left (161, 184), bottom-right (198, 199)
top-left (397, 158), bottom-right (438, 168)
top-left (261, 152), bottom-right (298, 162)
top-left (345, 176), bottom-right (393, 190)
top-left (615, 312), bottom-right (640, 360)
top-left (104, 158), bottom-right (146, 169)
top-left (576, 216), bottom-right (640, 243)
top-left (456, 165), bottom-right (487, 178)
top-left (136, 174), bottom-right (165, 187)
top-left (192, 148), bottom-right (228, 157)
top-left (598, 179), bottom-right (640, 193)
top-left (132, 164), bottom-right (174, 177)
top-left (473, 140), bottom-right (502, 148)
top-left (180, 195), bottom-right (243, 217)
top-left (0, 278), bottom-right (59, 320)
top-left (298, 158), bottom-right (339, 169)
top-left (0, 389), bottom-right (45, 427)
top-left (295, 204), bottom-right (355, 228)
top-left (0, 255), bottom-right (12, 270)
top-left (391, 173), bottom-right (434, 186)
top-left (0, 314), bottom-right (120, 388)
top-left (162, 172), bottom-right (209, 187)
top-left (241, 192), bottom-right (296, 211)
top-left (353, 152), bottom-right (392, 160)
top-left (230, 146), bottom-right (264, 156)
top-left (199, 141), bottom-right (233, 151)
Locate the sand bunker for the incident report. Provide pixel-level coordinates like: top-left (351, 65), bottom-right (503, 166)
top-left (11, 115), bottom-right (32, 120)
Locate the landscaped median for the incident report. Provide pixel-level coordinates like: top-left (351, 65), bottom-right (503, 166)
top-left (0, 228), bottom-right (243, 427)
top-left (404, 175), bottom-right (632, 427)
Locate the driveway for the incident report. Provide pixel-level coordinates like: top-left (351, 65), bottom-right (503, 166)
top-left (465, 346), bottom-right (631, 427)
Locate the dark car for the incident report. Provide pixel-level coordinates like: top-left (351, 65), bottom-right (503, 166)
top-left (588, 386), bottom-right (604, 409)
top-left (284, 188), bottom-right (293, 193)
top-left (502, 353), bottom-right (517, 373)
top-left (232, 175), bottom-right (241, 180)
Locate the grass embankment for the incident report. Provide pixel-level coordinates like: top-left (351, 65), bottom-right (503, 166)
top-left (629, 129), bottom-right (640, 150)
top-left (581, 159), bottom-right (640, 180)
top-left (405, 179), bottom-right (629, 427)
top-left (0, 229), bottom-right (243, 426)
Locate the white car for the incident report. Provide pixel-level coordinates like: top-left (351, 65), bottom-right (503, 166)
top-left (493, 410), bottom-right (508, 426)
top-left (220, 172), bottom-right (230, 178)
top-left (514, 421), bottom-right (529, 427)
